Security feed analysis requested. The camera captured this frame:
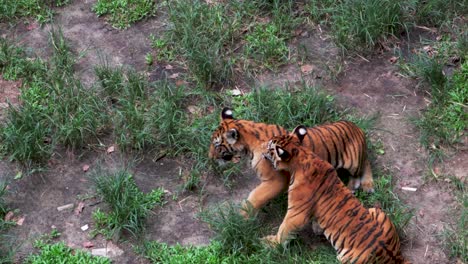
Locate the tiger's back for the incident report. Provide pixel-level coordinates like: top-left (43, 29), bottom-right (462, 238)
top-left (263, 127), bottom-right (409, 264)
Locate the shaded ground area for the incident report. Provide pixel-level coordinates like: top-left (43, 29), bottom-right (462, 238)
top-left (0, 1), bottom-right (465, 263)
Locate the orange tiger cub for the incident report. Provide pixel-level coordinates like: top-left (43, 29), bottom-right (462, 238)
top-left (209, 107), bottom-right (374, 215)
top-left (262, 126), bottom-right (409, 264)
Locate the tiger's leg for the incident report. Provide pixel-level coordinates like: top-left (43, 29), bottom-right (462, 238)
top-left (264, 205), bottom-right (309, 244)
top-left (241, 159), bottom-right (289, 218)
top-left (360, 160), bottom-right (374, 193)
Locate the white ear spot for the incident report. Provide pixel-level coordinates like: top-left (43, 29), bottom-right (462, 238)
top-left (225, 109), bottom-right (233, 116)
top-left (299, 127), bottom-right (307, 136)
top-left (278, 148), bottom-right (284, 156)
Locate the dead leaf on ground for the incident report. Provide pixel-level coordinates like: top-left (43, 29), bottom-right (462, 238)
top-left (107, 145), bottom-right (115, 154)
top-left (82, 164), bottom-right (90, 172)
top-left (301, 64), bottom-right (316, 74)
top-left (74, 202), bottom-right (85, 215)
top-left (15, 216), bottom-right (25, 226)
top-left (165, 64), bottom-right (174, 70)
top-left (26, 22), bottom-right (39, 31)
top-left (175, 79), bottom-right (186, 87)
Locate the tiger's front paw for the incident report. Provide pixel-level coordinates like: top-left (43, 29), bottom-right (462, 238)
top-left (262, 235), bottom-right (279, 246)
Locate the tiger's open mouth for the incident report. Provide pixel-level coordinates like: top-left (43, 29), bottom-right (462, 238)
top-left (222, 153), bottom-right (234, 161)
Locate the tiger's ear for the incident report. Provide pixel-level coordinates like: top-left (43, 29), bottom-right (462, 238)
top-left (292, 125), bottom-right (307, 143)
top-left (226, 128), bottom-right (238, 144)
top-left (276, 146), bottom-right (290, 160)
top-left (221, 107), bottom-right (234, 120)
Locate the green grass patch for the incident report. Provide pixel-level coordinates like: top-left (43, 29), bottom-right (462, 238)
top-left (91, 168), bottom-right (166, 240)
top-left (307, 0), bottom-right (405, 52)
top-left (137, 203), bottom-right (338, 263)
top-left (356, 172), bottom-right (412, 237)
top-left (443, 179), bottom-right (467, 262)
top-left (399, 37), bottom-right (467, 161)
top-left (0, 30), bottom-right (108, 168)
top-left (93, 0), bottom-right (156, 29)
top-left (412, 0), bottom-right (467, 27)
top-left (157, 0), bottom-right (298, 87)
top-left (0, 0), bottom-right (69, 24)
top-left (26, 241), bottom-right (109, 264)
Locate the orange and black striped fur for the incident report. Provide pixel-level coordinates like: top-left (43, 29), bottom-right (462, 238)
top-left (262, 126), bottom-right (409, 264)
top-left (209, 108), bottom-right (374, 215)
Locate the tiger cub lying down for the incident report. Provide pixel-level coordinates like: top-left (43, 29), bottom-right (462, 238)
top-left (209, 108), bottom-right (374, 216)
top-left (263, 126), bottom-right (409, 264)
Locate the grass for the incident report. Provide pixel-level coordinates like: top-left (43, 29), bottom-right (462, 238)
top-left (306, 0), bottom-right (405, 52)
top-left (0, 179), bottom-right (15, 264)
top-left (26, 241), bottom-right (109, 264)
top-left (442, 179), bottom-right (467, 262)
top-left (92, 0), bottom-right (156, 29)
top-left (399, 36), bottom-right (467, 162)
top-left (0, 30), bottom-right (108, 169)
top-left (0, 0), bottom-right (69, 24)
top-left (137, 202), bottom-right (338, 263)
top-left (90, 168), bottom-right (166, 240)
top-left (157, 0), bottom-right (299, 87)
top-left (411, 0), bottom-right (467, 27)
top-left (356, 171), bottom-right (412, 237)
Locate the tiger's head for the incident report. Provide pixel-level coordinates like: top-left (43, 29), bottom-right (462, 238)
top-left (263, 125), bottom-right (307, 171)
top-left (208, 107), bottom-right (244, 164)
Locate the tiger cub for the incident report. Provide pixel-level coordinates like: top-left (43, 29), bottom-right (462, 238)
top-left (263, 126), bottom-right (409, 264)
top-left (209, 107), bottom-right (374, 215)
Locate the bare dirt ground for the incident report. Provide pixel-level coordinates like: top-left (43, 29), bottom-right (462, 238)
top-left (0, 1), bottom-right (466, 263)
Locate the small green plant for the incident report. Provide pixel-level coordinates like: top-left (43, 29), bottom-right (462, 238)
top-left (91, 169), bottom-right (166, 240)
top-left (244, 23), bottom-right (289, 70)
top-left (149, 35), bottom-right (175, 62)
top-left (199, 202), bottom-right (263, 255)
top-left (26, 241), bottom-right (110, 264)
top-left (93, 0), bottom-right (156, 29)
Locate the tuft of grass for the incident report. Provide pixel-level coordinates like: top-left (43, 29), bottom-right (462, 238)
top-left (0, 30), bottom-right (108, 168)
top-left (137, 239), bottom-right (339, 264)
top-left (91, 168), bottom-right (166, 240)
top-left (443, 179), bottom-right (467, 262)
top-left (92, 0), bottom-right (156, 29)
top-left (244, 23), bottom-right (289, 70)
top-left (400, 39), bottom-right (467, 161)
top-left (230, 82), bottom-right (342, 129)
top-left (0, 0), bottom-right (70, 24)
top-left (199, 202), bottom-right (263, 255)
top-left (412, 0), bottom-right (467, 27)
top-left (307, 0), bottom-right (405, 52)
top-left (137, 201), bottom-right (338, 263)
top-left (356, 172), bottom-right (413, 237)
top-left (26, 241), bottom-right (110, 264)
top-left (166, 0), bottom-right (238, 88)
